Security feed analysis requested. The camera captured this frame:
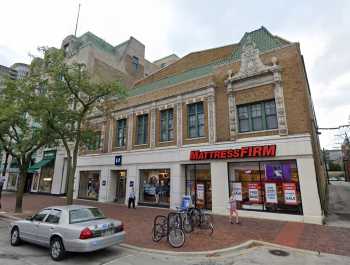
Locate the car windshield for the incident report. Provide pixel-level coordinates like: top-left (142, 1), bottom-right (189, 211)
top-left (69, 208), bottom-right (106, 224)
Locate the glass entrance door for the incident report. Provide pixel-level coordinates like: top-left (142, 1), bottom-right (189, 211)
top-left (185, 164), bottom-right (212, 210)
top-left (115, 170), bottom-right (127, 203)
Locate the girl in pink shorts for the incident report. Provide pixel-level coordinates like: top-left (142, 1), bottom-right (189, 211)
top-left (229, 192), bottom-right (240, 224)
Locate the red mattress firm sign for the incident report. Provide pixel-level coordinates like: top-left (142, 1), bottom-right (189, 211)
top-left (190, 145), bottom-right (276, 160)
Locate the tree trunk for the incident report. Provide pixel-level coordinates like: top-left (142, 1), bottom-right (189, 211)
top-left (65, 154), bottom-right (75, 205)
top-left (1, 152), bottom-right (9, 177)
top-left (15, 166), bottom-right (27, 213)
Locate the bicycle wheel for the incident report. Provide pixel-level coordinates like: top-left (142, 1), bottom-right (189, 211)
top-left (152, 224), bottom-right (164, 242)
top-left (168, 228), bottom-right (185, 248)
top-left (190, 208), bottom-right (200, 227)
top-left (154, 215), bottom-right (167, 226)
top-left (182, 213), bottom-right (193, 233)
top-left (200, 213), bottom-right (214, 233)
top-left (168, 213), bottom-right (182, 230)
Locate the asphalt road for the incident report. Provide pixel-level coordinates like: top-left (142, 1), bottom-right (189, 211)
top-left (0, 218), bottom-right (350, 265)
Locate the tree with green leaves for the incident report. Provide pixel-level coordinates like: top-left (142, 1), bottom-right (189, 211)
top-left (0, 70), bottom-right (54, 212)
top-left (38, 48), bottom-right (126, 205)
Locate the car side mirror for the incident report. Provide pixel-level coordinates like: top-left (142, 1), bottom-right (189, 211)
top-left (25, 216), bottom-right (33, 221)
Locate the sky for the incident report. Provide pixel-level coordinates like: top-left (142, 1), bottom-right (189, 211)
top-left (0, 0), bottom-right (349, 149)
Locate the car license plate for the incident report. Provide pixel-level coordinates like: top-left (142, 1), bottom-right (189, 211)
top-left (102, 228), bottom-right (113, 237)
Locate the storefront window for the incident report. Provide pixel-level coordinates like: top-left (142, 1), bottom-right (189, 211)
top-left (6, 173), bottom-right (18, 190)
top-left (185, 164), bottom-right (212, 210)
top-left (78, 171), bottom-right (100, 200)
top-left (139, 169), bottom-right (170, 207)
top-left (38, 163), bottom-right (54, 193)
top-left (228, 160), bottom-right (303, 215)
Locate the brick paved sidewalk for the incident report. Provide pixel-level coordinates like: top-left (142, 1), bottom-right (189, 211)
top-left (1, 192), bottom-right (350, 256)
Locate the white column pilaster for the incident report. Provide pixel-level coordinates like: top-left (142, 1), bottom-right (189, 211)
top-left (272, 67), bottom-right (288, 136)
top-left (227, 90), bottom-right (237, 141)
top-left (176, 96), bottom-right (183, 147)
top-left (297, 157), bottom-right (323, 224)
top-left (127, 112), bottom-right (133, 151)
top-left (207, 87), bottom-right (216, 144)
top-left (211, 161), bottom-right (229, 215)
top-left (150, 103), bottom-right (156, 148)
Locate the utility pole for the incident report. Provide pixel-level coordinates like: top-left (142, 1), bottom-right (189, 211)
top-left (323, 148), bottom-right (330, 184)
top-left (74, 3), bottom-right (81, 37)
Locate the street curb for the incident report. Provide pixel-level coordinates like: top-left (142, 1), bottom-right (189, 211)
top-left (0, 212), bottom-right (20, 221)
top-left (120, 240), bottom-right (260, 256)
top-left (121, 240), bottom-right (345, 258)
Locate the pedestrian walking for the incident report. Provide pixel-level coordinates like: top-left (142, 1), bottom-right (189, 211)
top-left (0, 175), bottom-right (6, 209)
top-left (128, 187), bottom-right (136, 209)
top-left (229, 192), bottom-right (240, 224)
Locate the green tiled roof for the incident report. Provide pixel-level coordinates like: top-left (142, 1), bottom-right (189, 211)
top-left (132, 27), bottom-right (289, 97)
top-left (78, 32), bottom-right (116, 54)
top-left (129, 64), bottom-right (214, 96)
top-left (231, 27), bottom-right (287, 60)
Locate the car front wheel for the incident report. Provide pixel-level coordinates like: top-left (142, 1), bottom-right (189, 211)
top-left (10, 227), bottom-right (21, 246)
top-left (50, 237), bottom-right (66, 261)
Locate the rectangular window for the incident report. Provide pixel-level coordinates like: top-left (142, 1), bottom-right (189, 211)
top-left (237, 100), bottom-right (278, 133)
top-left (137, 114), bottom-right (148, 145)
top-left (187, 102), bottom-right (204, 138)
top-left (116, 119), bottom-right (127, 147)
top-left (228, 160), bottom-right (303, 215)
top-left (132, 56), bottom-right (139, 71)
top-left (138, 169), bottom-right (170, 207)
top-left (86, 132), bottom-right (101, 150)
top-left (160, 109), bottom-right (174, 142)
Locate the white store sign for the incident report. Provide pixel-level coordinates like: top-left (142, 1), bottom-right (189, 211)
top-left (265, 183), bottom-right (278, 203)
top-left (232, 182), bottom-right (242, 201)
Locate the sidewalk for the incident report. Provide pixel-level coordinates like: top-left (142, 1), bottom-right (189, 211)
top-left (1, 192), bottom-right (350, 256)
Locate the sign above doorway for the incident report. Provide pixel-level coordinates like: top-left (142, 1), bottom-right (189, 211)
top-left (115, 155), bottom-right (122, 166)
top-left (189, 145), bottom-right (276, 160)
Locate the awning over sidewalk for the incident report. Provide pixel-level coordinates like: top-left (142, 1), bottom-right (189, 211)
top-left (28, 157), bottom-right (54, 173)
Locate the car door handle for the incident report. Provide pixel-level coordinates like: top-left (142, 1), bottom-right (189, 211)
top-left (49, 227), bottom-right (54, 230)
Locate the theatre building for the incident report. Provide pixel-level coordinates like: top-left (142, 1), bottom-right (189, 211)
top-left (73, 27), bottom-right (327, 224)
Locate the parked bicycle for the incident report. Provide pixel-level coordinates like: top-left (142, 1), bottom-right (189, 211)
top-left (152, 213), bottom-right (185, 248)
top-left (189, 207), bottom-right (214, 235)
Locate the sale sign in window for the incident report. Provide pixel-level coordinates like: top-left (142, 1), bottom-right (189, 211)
top-left (248, 183), bottom-right (261, 202)
top-left (283, 183), bottom-right (297, 205)
top-left (265, 183), bottom-right (278, 203)
top-left (232, 182), bottom-right (242, 201)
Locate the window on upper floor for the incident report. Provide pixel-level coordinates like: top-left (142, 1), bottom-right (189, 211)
top-left (86, 131), bottom-right (102, 151)
top-left (116, 119), bottom-right (127, 147)
top-left (188, 102), bottom-right (204, 138)
top-left (132, 56), bottom-right (139, 71)
top-left (237, 100), bottom-right (278, 133)
top-left (160, 109), bottom-right (174, 142)
top-left (137, 114), bottom-right (148, 145)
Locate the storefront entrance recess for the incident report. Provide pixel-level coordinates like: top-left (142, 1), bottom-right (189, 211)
top-left (112, 170), bottom-right (127, 203)
top-left (185, 164), bottom-right (212, 210)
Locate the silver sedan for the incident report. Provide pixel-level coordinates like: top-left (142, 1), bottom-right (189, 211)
top-left (9, 205), bottom-right (125, 261)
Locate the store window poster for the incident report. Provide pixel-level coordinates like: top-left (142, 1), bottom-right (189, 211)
top-left (283, 183), bottom-right (297, 205)
top-left (248, 183), bottom-right (261, 202)
top-left (265, 183), bottom-right (278, 203)
top-left (232, 182), bottom-right (242, 201)
top-left (196, 183), bottom-right (205, 201)
top-left (265, 163), bottom-right (291, 181)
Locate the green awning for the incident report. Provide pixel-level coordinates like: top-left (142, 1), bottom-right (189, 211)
top-left (28, 157), bottom-right (54, 172)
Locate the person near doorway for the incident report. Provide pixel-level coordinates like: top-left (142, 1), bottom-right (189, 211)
top-left (0, 175), bottom-right (6, 209)
top-left (128, 187), bottom-right (136, 209)
top-left (229, 192), bottom-right (240, 224)
top-left (155, 182), bottom-right (160, 204)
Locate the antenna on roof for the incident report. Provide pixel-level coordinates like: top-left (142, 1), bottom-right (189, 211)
top-left (74, 3), bottom-right (81, 37)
